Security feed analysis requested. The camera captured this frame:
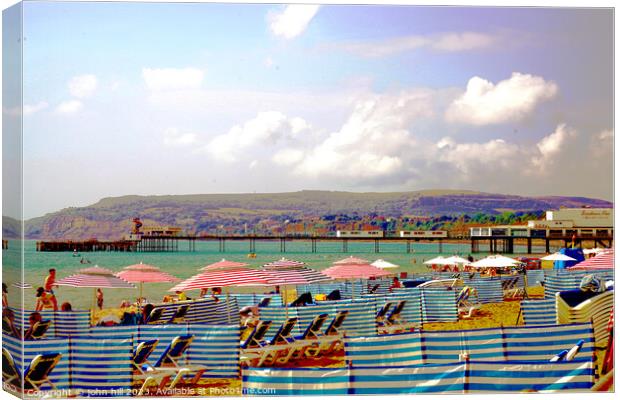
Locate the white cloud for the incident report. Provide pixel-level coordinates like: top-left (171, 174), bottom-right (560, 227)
top-left (3, 101), bottom-right (49, 117)
top-left (23, 101), bottom-right (49, 116)
top-left (163, 128), bottom-right (199, 147)
top-left (272, 148), bottom-right (305, 166)
top-left (268, 4), bottom-right (320, 39)
top-left (142, 67), bottom-right (204, 91)
top-left (55, 100), bottom-right (83, 114)
top-left (68, 74), bottom-right (98, 98)
top-left (445, 73), bottom-right (558, 125)
top-left (333, 31), bottom-right (496, 58)
top-left (205, 111), bottom-right (311, 162)
top-left (291, 90), bottom-right (435, 181)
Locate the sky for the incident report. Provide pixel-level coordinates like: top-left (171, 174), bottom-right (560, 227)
top-left (2, 2), bottom-right (614, 218)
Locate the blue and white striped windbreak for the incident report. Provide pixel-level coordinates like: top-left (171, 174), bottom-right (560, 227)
top-left (150, 296), bottom-right (239, 324)
top-left (526, 269), bottom-right (545, 286)
top-left (544, 269), bottom-right (614, 298)
top-left (2, 323), bottom-right (241, 395)
top-left (521, 299), bottom-right (557, 325)
top-left (8, 307), bottom-right (91, 336)
top-left (462, 277), bottom-right (503, 303)
top-left (242, 359), bottom-right (594, 394)
top-left (230, 293), bottom-right (282, 309)
top-left (344, 322), bottom-right (594, 367)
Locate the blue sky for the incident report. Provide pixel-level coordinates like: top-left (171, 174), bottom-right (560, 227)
top-left (4, 3), bottom-right (614, 218)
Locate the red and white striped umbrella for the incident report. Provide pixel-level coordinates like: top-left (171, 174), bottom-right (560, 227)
top-left (322, 263), bottom-right (392, 279)
top-left (56, 265), bottom-right (135, 289)
top-left (170, 267), bottom-right (274, 291)
top-left (115, 262), bottom-right (180, 299)
top-left (569, 250), bottom-right (614, 270)
top-left (198, 259), bottom-right (249, 271)
top-left (261, 265), bottom-right (332, 285)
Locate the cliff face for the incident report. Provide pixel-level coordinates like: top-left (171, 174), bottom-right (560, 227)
top-left (8, 190), bottom-right (612, 240)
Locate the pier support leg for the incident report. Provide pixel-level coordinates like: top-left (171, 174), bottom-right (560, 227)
top-left (545, 239), bottom-right (550, 253)
top-left (406, 240), bottom-right (411, 254)
top-left (438, 240), bottom-right (443, 253)
top-left (342, 239), bottom-right (348, 253)
top-left (527, 238), bottom-right (532, 254)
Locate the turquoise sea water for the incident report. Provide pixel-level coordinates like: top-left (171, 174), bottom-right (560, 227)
top-left (3, 239), bottom-right (548, 310)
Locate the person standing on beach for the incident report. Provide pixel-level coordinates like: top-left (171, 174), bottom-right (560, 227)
top-left (96, 288), bottom-right (104, 310)
top-left (2, 283), bottom-right (8, 308)
top-left (44, 268), bottom-right (59, 311)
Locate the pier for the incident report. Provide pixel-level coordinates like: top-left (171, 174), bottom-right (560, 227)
top-left (35, 231), bottom-right (613, 254)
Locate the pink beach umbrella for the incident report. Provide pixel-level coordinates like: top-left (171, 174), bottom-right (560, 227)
top-left (323, 257), bottom-right (392, 299)
top-left (115, 262), bottom-right (180, 300)
top-left (261, 258), bottom-right (331, 307)
top-left (170, 267), bottom-right (275, 323)
top-left (569, 250), bottom-right (614, 270)
top-left (56, 265), bottom-right (135, 321)
top-left (198, 259), bottom-right (249, 272)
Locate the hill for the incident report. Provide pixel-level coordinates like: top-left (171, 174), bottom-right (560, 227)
top-left (8, 190), bottom-right (612, 240)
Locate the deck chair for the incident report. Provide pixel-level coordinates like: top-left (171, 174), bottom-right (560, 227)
top-left (240, 320), bottom-right (273, 366)
top-left (145, 307), bottom-right (165, 324)
top-left (131, 339), bottom-right (160, 374)
top-left (386, 301), bottom-right (406, 325)
top-left (254, 317), bottom-right (298, 367)
top-left (3, 349), bottom-right (62, 392)
top-left (326, 289), bottom-right (341, 301)
top-left (503, 276), bottom-right (523, 299)
top-left (368, 284), bottom-right (381, 294)
top-left (25, 320), bottom-right (52, 340)
top-left (457, 287), bottom-right (481, 319)
top-left (376, 302), bottom-right (394, 326)
top-left (168, 304), bottom-right (190, 324)
top-left (290, 292), bottom-right (313, 307)
top-left (319, 311), bottom-right (349, 354)
top-left (279, 314), bottom-right (330, 362)
top-left (3, 316), bottom-right (20, 338)
top-left (257, 297), bottom-right (271, 307)
top-left (140, 335), bottom-right (208, 394)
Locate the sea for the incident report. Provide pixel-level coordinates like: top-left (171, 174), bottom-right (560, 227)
top-left (2, 239), bottom-right (549, 310)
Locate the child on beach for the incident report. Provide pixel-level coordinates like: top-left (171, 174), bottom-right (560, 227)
top-left (35, 287), bottom-right (56, 311)
top-left (44, 268), bottom-right (59, 311)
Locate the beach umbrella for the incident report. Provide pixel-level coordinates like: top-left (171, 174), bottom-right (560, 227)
top-left (468, 255), bottom-right (520, 268)
top-left (424, 256), bottom-right (447, 265)
top-left (11, 282), bottom-right (32, 289)
top-left (333, 256), bottom-right (371, 265)
top-left (198, 259), bottom-right (249, 271)
top-left (115, 262), bottom-right (180, 300)
top-left (371, 259), bottom-right (399, 269)
top-left (541, 253), bottom-right (577, 261)
top-left (55, 265), bottom-right (135, 323)
top-left (261, 260), bottom-right (331, 315)
top-left (442, 256), bottom-right (470, 265)
top-left (323, 258), bottom-right (392, 299)
top-left (170, 267), bottom-right (275, 323)
top-left (569, 250), bottom-right (614, 270)
top-left (262, 257), bottom-right (306, 268)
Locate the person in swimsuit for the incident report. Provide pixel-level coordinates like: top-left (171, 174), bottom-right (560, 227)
top-left (43, 269), bottom-right (58, 311)
top-left (35, 287), bottom-right (55, 311)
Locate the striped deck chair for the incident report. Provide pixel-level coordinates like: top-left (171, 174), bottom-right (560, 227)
top-left (2, 349), bottom-right (62, 392)
top-left (132, 339), bottom-right (177, 395)
top-left (145, 308), bottom-right (165, 324)
top-left (502, 276), bottom-right (523, 299)
top-left (25, 320), bottom-right (52, 340)
top-left (375, 302), bottom-right (393, 326)
top-left (145, 335), bottom-right (209, 392)
top-left (456, 287), bottom-right (481, 319)
top-left (254, 317), bottom-right (298, 367)
top-left (240, 320), bottom-right (273, 366)
top-left (168, 304), bottom-right (190, 324)
top-left (318, 311), bottom-right (349, 354)
top-left (278, 313), bottom-right (330, 363)
top-left (257, 297), bottom-right (271, 307)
